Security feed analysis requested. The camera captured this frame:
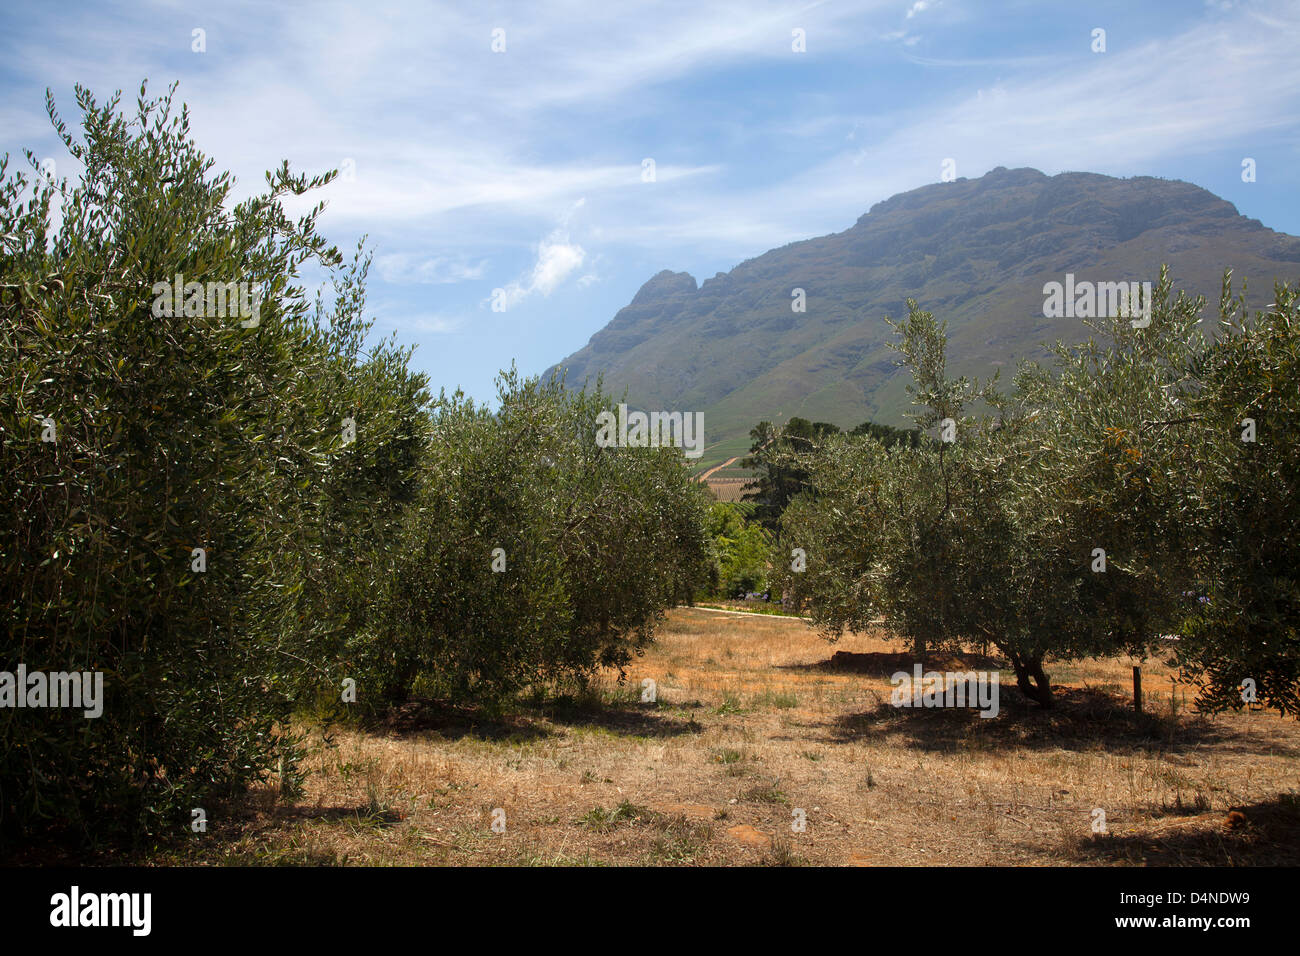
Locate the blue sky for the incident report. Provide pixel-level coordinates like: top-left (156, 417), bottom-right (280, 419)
top-left (3, 0), bottom-right (1299, 405)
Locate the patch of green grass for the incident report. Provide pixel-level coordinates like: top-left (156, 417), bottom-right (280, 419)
top-left (740, 783), bottom-right (788, 805)
top-left (695, 602), bottom-right (802, 618)
top-left (580, 799), bottom-right (653, 832)
top-left (760, 836), bottom-right (806, 867)
top-left (645, 815), bottom-right (714, 864)
top-left (347, 807), bottom-right (403, 832)
top-left (714, 695), bottom-right (747, 716)
top-left (754, 690), bottom-right (798, 710)
top-left (712, 747), bottom-right (756, 777)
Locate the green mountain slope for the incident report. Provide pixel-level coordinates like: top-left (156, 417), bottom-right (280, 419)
top-left (547, 166), bottom-right (1300, 468)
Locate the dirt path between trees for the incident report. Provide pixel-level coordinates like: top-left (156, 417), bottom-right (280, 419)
top-left (696, 456), bottom-right (741, 482)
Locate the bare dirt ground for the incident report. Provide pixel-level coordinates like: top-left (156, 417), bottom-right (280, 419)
top-left (153, 608), bottom-right (1299, 866)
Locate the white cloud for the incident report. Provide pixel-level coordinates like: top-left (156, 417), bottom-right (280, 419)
top-left (376, 311), bottom-right (465, 334)
top-left (7, 0), bottom-right (1300, 306)
top-left (375, 253), bottom-right (489, 285)
top-left (603, 0), bottom-right (1300, 255)
top-left (493, 228), bottom-right (587, 309)
top-left (530, 232), bottom-right (586, 296)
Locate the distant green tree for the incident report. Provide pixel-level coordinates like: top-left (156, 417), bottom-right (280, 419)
top-left (848, 419), bottom-right (925, 448)
top-left (704, 502), bottom-right (772, 597)
top-left (740, 417), bottom-right (840, 529)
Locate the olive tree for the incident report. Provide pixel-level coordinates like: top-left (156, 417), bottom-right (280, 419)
top-left (0, 81), bottom-right (425, 845)
top-left (1172, 277), bottom-right (1300, 716)
top-left (776, 275), bottom-right (1205, 707)
top-left (365, 370), bottom-right (713, 708)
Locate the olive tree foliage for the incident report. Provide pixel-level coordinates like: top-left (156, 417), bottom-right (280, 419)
top-left (775, 273), bottom-right (1210, 707)
top-left (1009, 271), bottom-right (1300, 717)
top-left (0, 82), bottom-right (429, 846)
top-left (1173, 277), bottom-right (1300, 716)
top-left (1001, 271), bottom-right (1209, 704)
top-left (0, 80), bottom-right (717, 851)
top-left (274, 246), bottom-right (433, 710)
top-left (366, 371), bottom-right (714, 709)
top-left (773, 303), bottom-right (1022, 686)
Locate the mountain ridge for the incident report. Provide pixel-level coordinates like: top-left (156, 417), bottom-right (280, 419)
top-left (546, 166), bottom-right (1300, 466)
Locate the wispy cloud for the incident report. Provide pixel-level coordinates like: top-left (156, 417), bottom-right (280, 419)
top-left (494, 227), bottom-right (587, 309)
top-left (374, 310), bottom-right (466, 335)
top-left (376, 253), bottom-right (489, 285)
top-left (3, 0), bottom-right (1298, 405)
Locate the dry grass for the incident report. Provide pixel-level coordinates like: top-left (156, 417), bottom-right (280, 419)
top-left (156, 608), bottom-right (1300, 866)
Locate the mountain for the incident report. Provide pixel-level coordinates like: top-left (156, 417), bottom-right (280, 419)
top-left (546, 166), bottom-right (1300, 468)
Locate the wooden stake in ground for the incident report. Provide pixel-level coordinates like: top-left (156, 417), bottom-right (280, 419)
top-left (1133, 665), bottom-right (1143, 715)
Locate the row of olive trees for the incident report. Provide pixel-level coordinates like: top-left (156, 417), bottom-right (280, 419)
top-left (352, 368), bottom-right (712, 711)
top-left (0, 82), bottom-right (710, 850)
top-left (774, 270), bottom-right (1298, 715)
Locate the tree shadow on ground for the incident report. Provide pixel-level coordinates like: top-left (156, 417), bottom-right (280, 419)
top-left (820, 685), bottom-right (1288, 757)
top-left (256, 803), bottom-right (404, 827)
top-left (174, 800), bottom-right (400, 865)
top-left (779, 649), bottom-right (1004, 678)
top-left (375, 698), bottom-right (554, 742)
top-left (521, 692), bottom-right (705, 739)
top-left (374, 694), bottom-right (702, 742)
top-left (1071, 794), bottom-right (1300, 865)
top-left (5, 799), bottom-right (399, 866)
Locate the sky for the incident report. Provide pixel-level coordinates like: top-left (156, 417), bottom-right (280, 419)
top-left (3, 0), bottom-right (1299, 406)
